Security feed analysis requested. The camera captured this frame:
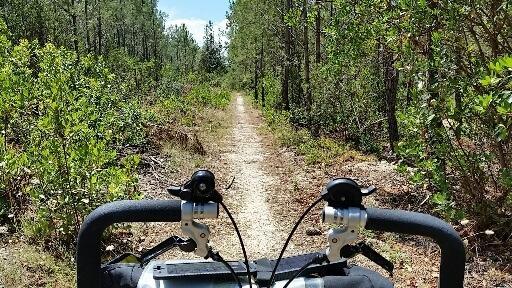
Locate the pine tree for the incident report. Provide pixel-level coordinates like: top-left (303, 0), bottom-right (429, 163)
top-left (199, 21), bottom-right (224, 74)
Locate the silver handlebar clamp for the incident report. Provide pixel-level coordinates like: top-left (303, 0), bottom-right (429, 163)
top-left (322, 206), bottom-right (367, 262)
top-left (181, 201), bottom-right (219, 258)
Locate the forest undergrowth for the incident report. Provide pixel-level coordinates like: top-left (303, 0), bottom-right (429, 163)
top-left (0, 1), bottom-right (230, 283)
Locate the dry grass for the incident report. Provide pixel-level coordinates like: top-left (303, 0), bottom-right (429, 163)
top-left (0, 240), bottom-right (75, 288)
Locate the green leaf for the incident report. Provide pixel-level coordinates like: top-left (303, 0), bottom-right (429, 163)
top-left (489, 62), bottom-right (503, 73)
top-left (480, 75), bottom-right (501, 86)
top-left (498, 56), bottom-right (512, 69)
top-left (410, 170), bottom-right (425, 184)
top-left (395, 162), bottom-right (408, 174)
top-left (426, 114), bottom-right (436, 124)
top-left (494, 124), bottom-right (508, 141)
top-left (432, 192), bottom-right (448, 205)
top-left (475, 94), bottom-right (493, 112)
top-left (499, 168), bottom-right (512, 189)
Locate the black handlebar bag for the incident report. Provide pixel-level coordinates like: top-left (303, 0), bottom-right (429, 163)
top-left (100, 263), bottom-right (393, 288)
top-left (327, 266), bottom-right (394, 288)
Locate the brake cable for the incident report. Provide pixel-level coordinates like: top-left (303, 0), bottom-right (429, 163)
top-left (208, 249), bottom-right (243, 288)
top-left (220, 201), bottom-right (252, 288)
top-left (268, 197), bottom-right (324, 287)
top-left (282, 254), bottom-right (328, 288)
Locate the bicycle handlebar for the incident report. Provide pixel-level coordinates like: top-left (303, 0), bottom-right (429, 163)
top-left (76, 200), bottom-right (182, 288)
top-left (365, 208), bottom-right (465, 288)
top-left (76, 201), bottom-right (465, 288)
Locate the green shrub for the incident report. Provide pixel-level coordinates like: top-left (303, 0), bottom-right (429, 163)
top-left (152, 82), bottom-right (231, 127)
top-left (187, 84), bottom-right (231, 109)
top-left (0, 24), bottom-right (142, 246)
top-left (396, 55), bottom-right (512, 228)
top-left (262, 108), bottom-right (349, 164)
top-left (105, 49), bottom-right (157, 99)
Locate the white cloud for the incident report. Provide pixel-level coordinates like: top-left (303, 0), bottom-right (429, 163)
top-left (167, 17), bottom-right (228, 47)
top-left (168, 18), bottom-right (207, 45)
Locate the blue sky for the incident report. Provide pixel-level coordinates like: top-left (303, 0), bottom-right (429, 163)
top-left (157, 0), bottom-right (230, 46)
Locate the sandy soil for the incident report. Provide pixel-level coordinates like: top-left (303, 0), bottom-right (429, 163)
top-left (222, 95), bottom-right (286, 258)
top-left (131, 94), bottom-right (292, 261)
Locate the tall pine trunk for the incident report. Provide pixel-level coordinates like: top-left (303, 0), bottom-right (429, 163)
top-left (254, 57), bottom-right (259, 102)
top-left (85, 0), bottom-right (91, 52)
top-left (97, 0), bottom-right (103, 55)
top-left (260, 43), bottom-right (265, 107)
top-left (303, 0), bottom-right (312, 123)
top-left (383, 45), bottom-right (399, 151)
top-left (70, 0), bottom-right (79, 57)
top-left (281, 0), bottom-right (291, 111)
top-left (315, 0), bottom-right (321, 64)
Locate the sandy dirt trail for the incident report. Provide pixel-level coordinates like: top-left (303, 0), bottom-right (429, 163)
top-left (222, 94), bottom-right (285, 258)
top-left (137, 93), bottom-right (289, 261)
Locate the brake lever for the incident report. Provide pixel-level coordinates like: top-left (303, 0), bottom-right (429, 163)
top-left (140, 236), bottom-right (197, 265)
top-left (167, 185), bottom-right (182, 198)
top-left (167, 170), bottom-right (223, 203)
top-left (340, 242), bottom-right (394, 276)
top-left (104, 236), bottom-right (196, 266)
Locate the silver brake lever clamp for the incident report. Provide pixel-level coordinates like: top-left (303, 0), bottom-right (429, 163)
top-left (180, 201), bottom-right (219, 258)
top-left (322, 206), bottom-right (367, 262)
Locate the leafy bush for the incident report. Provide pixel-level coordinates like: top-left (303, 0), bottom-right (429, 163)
top-left (0, 22), bottom-right (142, 246)
top-left (262, 108), bottom-right (355, 164)
top-left (261, 74), bottom-right (281, 109)
top-left (397, 56), bottom-right (512, 229)
top-left (187, 84), bottom-right (231, 109)
top-left (105, 49), bottom-right (157, 100)
top-left (153, 82), bottom-right (232, 127)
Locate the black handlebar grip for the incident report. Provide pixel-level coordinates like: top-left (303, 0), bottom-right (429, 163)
top-left (76, 200), bottom-right (182, 288)
top-left (365, 208), bottom-right (465, 288)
